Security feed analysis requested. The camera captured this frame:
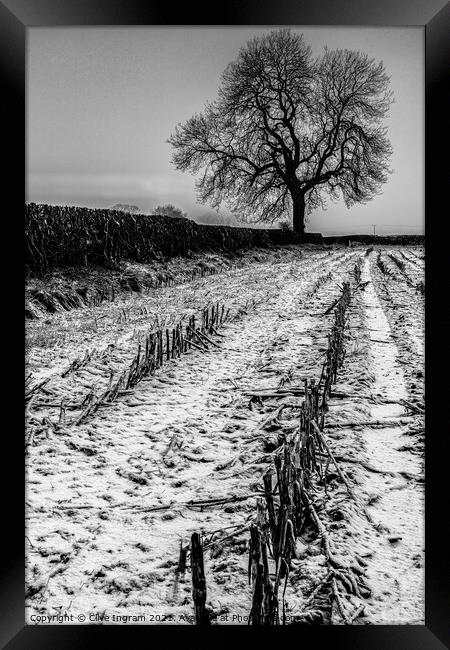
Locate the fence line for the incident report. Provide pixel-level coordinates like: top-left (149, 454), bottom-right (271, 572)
top-left (186, 261), bottom-right (370, 625)
top-left (26, 301), bottom-right (230, 444)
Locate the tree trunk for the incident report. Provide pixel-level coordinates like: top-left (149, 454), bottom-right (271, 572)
top-left (292, 193), bottom-right (306, 238)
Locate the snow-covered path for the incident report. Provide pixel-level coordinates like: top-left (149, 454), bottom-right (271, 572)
top-left (355, 257), bottom-right (424, 624)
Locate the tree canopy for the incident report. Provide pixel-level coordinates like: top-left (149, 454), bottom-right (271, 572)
top-left (152, 204), bottom-right (188, 219)
top-left (168, 29), bottom-right (393, 236)
top-left (110, 203), bottom-right (141, 214)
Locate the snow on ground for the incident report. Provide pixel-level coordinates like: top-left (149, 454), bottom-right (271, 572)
top-left (25, 246), bottom-right (424, 625)
top-left (353, 258), bottom-right (424, 623)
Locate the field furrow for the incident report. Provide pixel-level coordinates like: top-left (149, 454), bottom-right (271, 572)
top-left (25, 245), bottom-right (424, 625)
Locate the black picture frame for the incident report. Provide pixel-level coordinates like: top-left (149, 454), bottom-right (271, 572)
top-left (3, 0), bottom-right (448, 647)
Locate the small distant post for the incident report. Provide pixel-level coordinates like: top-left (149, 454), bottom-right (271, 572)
top-left (372, 224), bottom-right (376, 236)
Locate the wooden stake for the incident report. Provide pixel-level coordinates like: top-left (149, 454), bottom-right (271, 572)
top-left (263, 472), bottom-right (277, 552)
top-left (311, 421), bottom-right (358, 502)
top-left (177, 540), bottom-right (187, 576)
top-left (190, 533), bottom-right (210, 625)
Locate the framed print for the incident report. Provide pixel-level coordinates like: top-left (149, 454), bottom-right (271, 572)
top-left (2, 0), bottom-right (448, 647)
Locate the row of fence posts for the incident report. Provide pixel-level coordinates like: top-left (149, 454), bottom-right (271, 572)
top-left (186, 278), bottom-right (359, 625)
top-left (247, 281), bottom-right (354, 625)
top-left (72, 301), bottom-right (229, 426)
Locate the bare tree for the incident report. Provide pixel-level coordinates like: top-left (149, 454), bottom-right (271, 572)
top-left (168, 29), bottom-right (393, 238)
top-left (153, 204), bottom-right (188, 219)
top-left (111, 203), bottom-right (141, 214)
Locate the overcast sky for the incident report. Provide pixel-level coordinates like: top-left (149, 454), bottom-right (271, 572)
top-left (27, 26), bottom-right (424, 235)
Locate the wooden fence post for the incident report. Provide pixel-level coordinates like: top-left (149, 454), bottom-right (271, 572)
top-left (190, 533), bottom-right (210, 625)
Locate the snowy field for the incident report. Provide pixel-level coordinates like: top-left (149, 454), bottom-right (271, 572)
top-left (25, 245), bottom-right (424, 625)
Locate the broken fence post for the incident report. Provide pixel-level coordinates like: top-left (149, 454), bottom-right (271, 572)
top-left (190, 532), bottom-right (210, 625)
